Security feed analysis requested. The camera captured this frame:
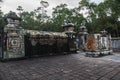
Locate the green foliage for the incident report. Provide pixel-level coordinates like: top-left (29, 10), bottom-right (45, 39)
top-left (0, 0), bottom-right (120, 37)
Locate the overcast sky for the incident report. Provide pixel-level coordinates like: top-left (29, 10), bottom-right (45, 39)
top-left (0, 0), bottom-right (104, 16)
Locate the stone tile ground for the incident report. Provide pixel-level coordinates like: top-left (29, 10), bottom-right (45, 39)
top-left (0, 53), bottom-right (120, 80)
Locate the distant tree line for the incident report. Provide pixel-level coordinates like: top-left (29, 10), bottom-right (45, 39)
top-left (0, 0), bottom-right (120, 37)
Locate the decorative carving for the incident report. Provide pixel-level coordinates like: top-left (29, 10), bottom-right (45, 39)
top-left (5, 11), bottom-right (22, 28)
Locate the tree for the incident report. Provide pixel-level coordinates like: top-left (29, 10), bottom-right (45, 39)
top-left (52, 3), bottom-right (85, 32)
top-left (17, 6), bottom-right (24, 18)
top-left (95, 0), bottom-right (120, 37)
top-left (78, 0), bottom-right (99, 33)
top-left (0, 0), bottom-right (119, 36)
top-left (0, 4), bottom-right (4, 28)
top-left (17, 6), bottom-right (23, 12)
top-left (20, 11), bottom-right (36, 29)
top-left (52, 4), bottom-right (69, 31)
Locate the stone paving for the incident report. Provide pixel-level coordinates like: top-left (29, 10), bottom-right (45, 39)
top-left (0, 53), bottom-right (120, 80)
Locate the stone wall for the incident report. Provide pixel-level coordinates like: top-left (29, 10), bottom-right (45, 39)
top-left (111, 38), bottom-right (120, 52)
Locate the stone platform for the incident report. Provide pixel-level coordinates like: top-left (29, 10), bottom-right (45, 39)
top-left (0, 52), bottom-right (120, 80)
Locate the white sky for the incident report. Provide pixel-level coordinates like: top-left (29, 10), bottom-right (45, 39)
top-left (0, 0), bottom-right (104, 16)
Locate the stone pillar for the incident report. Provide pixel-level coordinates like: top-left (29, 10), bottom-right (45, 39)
top-left (100, 30), bottom-right (110, 50)
top-left (2, 11), bottom-right (25, 60)
top-left (77, 22), bottom-right (88, 51)
top-left (62, 20), bottom-right (77, 52)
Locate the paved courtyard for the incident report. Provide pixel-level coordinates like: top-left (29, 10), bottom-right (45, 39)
top-left (0, 52), bottom-right (120, 80)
